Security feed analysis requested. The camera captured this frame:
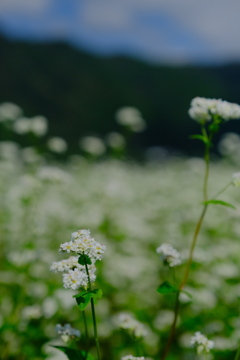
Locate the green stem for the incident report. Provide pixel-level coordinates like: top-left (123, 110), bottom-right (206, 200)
top-left (161, 132), bottom-right (211, 360)
top-left (82, 311), bottom-right (89, 359)
top-left (84, 262), bottom-right (101, 360)
top-left (234, 345), bottom-right (240, 360)
top-left (212, 181), bottom-right (232, 200)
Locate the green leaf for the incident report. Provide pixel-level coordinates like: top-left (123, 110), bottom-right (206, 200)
top-left (203, 199), bottom-right (236, 209)
top-left (76, 292), bottom-right (92, 311)
top-left (51, 346), bottom-right (85, 360)
top-left (91, 289), bottom-right (103, 299)
top-left (157, 281), bottom-right (178, 294)
top-left (78, 254), bottom-right (92, 265)
top-left (189, 134), bottom-right (209, 144)
top-left (74, 289), bottom-right (103, 311)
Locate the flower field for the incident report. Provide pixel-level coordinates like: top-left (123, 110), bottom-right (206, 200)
top-left (1, 100), bottom-right (240, 360)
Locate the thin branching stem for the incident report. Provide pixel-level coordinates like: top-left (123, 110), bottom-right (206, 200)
top-left (82, 310), bottom-right (89, 359)
top-left (161, 128), bottom-right (211, 360)
top-left (84, 262), bottom-right (101, 360)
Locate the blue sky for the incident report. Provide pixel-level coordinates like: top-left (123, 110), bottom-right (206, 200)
top-left (1, 0), bottom-right (240, 65)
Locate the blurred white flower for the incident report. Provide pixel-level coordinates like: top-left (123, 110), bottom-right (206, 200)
top-left (105, 132), bottom-right (125, 149)
top-left (80, 136), bottom-right (106, 156)
top-left (31, 116), bottom-right (48, 136)
top-left (232, 172), bottom-right (240, 187)
top-left (189, 97), bottom-right (240, 122)
top-left (0, 102), bottom-right (22, 121)
top-left (156, 243), bottom-right (182, 267)
top-left (12, 117), bottom-right (31, 134)
top-left (56, 324), bottom-right (80, 343)
top-left (0, 141), bottom-right (19, 160)
top-left (21, 147), bottom-right (41, 164)
top-left (117, 312), bottom-right (147, 339)
top-left (218, 132), bottom-right (240, 156)
top-left (116, 107), bottom-right (146, 132)
top-left (190, 331), bottom-right (214, 355)
top-left (38, 166), bottom-right (69, 183)
top-left (21, 305), bottom-right (42, 320)
top-left (47, 137), bottom-right (68, 153)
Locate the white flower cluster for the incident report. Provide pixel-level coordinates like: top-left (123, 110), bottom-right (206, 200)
top-left (50, 257), bottom-right (96, 290)
top-left (156, 243), bottom-right (182, 267)
top-left (190, 331), bottom-right (214, 355)
top-left (116, 107), bottom-right (146, 132)
top-left (121, 356), bottom-right (145, 360)
top-left (189, 97), bottom-right (240, 122)
top-left (52, 229), bottom-right (105, 290)
top-left (56, 323), bottom-right (80, 343)
top-left (59, 229), bottom-right (106, 262)
top-left (118, 313), bottom-right (147, 339)
top-left (232, 172), bottom-right (240, 187)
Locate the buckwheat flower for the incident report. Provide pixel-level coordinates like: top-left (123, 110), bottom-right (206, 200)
top-left (31, 115), bottom-right (48, 136)
top-left (189, 97), bottom-right (240, 123)
top-left (190, 331), bottom-right (214, 355)
top-left (80, 136), bottom-right (106, 156)
top-left (71, 229), bottom-right (91, 240)
top-left (116, 107), bottom-right (146, 132)
top-left (118, 313), bottom-right (147, 339)
top-left (60, 229), bottom-right (106, 262)
top-left (12, 117), bottom-right (31, 134)
top-left (232, 172), bottom-right (240, 187)
top-left (121, 356), bottom-right (145, 360)
top-left (0, 102), bottom-right (22, 121)
top-left (47, 137), bottom-right (68, 153)
top-left (156, 243), bottom-right (182, 267)
top-left (50, 256), bottom-right (96, 279)
top-left (62, 269), bottom-right (89, 290)
top-left (59, 241), bottom-right (75, 253)
top-left (56, 323), bottom-right (80, 343)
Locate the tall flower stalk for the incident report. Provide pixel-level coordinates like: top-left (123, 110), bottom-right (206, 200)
top-left (160, 97), bottom-right (240, 360)
top-left (50, 229), bottom-right (106, 360)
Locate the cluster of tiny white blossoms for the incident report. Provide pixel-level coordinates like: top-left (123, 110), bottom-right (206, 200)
top-left (232, 172), bottom-right (240, 187)
top-left (190, 331), bottom-right (214, 355)
top-left (56, 323), bottom-right (80, 343)
top-left (189, 97), bottom-right (240, 123)
top-left (121, 356), bottom-right (145, 360)
top-left (156, 243), bottom-right (182, 267)
top-left (51, 229), bottom-right (105, 290)
top-left (118, 313), bottom-right (147, 339)
top-left (59, 229), bottom-right (106, 262)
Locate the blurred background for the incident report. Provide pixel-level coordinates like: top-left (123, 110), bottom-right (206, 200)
top-left (2, 2), bottom-right (240, 360)
top-left (1, 0), bottom-right (240, 158)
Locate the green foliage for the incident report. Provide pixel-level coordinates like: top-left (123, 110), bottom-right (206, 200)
top-left (189, 134), bottom-right (210, 145)
top-left (203, 199), bottom-right (236, 209)
top-left (78, 254), bottom-right (92, 266)
top-left (74, 289), bottom-right (103, 311)
top-left (157, 281), bottom-right (178, 295)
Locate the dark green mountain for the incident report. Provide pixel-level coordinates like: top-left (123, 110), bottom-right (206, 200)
top-left (1, 34), bottom-right (240, 155)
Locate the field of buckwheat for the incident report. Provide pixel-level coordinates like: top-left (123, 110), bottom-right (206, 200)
top-left (1, 100), bottom-right (240, 360)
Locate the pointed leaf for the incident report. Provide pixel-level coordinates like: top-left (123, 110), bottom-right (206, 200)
top-left (76, 293), bottom-right (92, 311)
top-left (189, 134), bottom-right (209, 144)
top-left (203, 199), bottom-right (236, 209)
top-left (91, 289), bottom-right (103, 299)
top-left (78, 254), bottom-right (92, 265)
top-left (51, 346), bottom-right (85, 360)
top-left (157, 281), bottom-right (178, 294)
